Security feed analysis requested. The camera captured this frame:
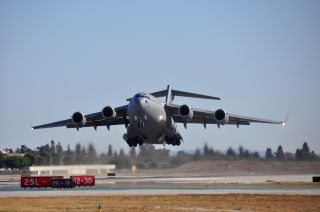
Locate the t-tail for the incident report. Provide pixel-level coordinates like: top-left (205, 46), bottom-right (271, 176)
top-left (151, 85), bottom-right (221, 104)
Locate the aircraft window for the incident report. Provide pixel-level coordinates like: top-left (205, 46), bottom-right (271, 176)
top-left (134, 94), bottom-right (144, 99)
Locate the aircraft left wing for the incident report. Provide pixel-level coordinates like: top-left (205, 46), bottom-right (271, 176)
top-left (165, 103), bottom-right (285, 126)
top-left (32, 105), bottom-right (128, 130)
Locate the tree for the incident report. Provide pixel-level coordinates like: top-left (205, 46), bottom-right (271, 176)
top-left (19, 156), bottom-right (30, 167)
top-left (63, 145), bottom-right (74, 165)
top-left (295, 142), bottom-right (317, 160)
top-left (138, 144), bottom-right (154, 161)
top-left (226, 147), bottom-right (236, 158)
top-left (129, 147), bottom-right (136, 158)
top-left (265, 148), bottom-right (273, 159)
top-left (284, 152), bottom-right (295, 160)
top-left (148, 161), bottom-right (158, 169)
top-left (107, 144), bottom-right (113, 157)
top-left (37, 144), bottom-right (52, 165)
top-left (0, 152), bottom-right (5, 168)
top-left (20, 145), bottom-right (29, 154)
top-left (75, 143), bottom-right (82, 164)
top-left (251, 151), bottom-right (260, 159)
top-left (50, 140), bottom-right (56, 163)
top-left (25, 149), bottom-right (37, 165)
top-left (5, 156), bottom-right (21, 169)
top-left (238, 146), bottom-right (245, 158)
top-left (54, 142), bottom-right (63, 165)
top-left (119, 148), bottom-right (125, 157)
top-left (243, 150), bottom-right (250, 159)
top-left (275, 145), bottom-right (285, 160)
top-left (172, 151), bottom-right (191, 166)
top-left (81, 146), bottom-right (87, 163)
top-left (4, 148), bottom-right (13, 153)
top-left (302, 142), bottom-right (310, 153)
top-left (203, 143), bottom-right (210, 156)
top-left (88, 143), bottom-right (97, 163)
top-left (193, 148), bottom-right (201, 161)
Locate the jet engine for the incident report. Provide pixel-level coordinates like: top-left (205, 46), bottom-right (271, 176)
top-left (214, 109), bottom-right (229, 124)
top-left (102, 106), bottom-right (117, 119)
top-left (72, 112), bottom-right (86, 126)
top-left (178, 104), bottom-right (193, 122)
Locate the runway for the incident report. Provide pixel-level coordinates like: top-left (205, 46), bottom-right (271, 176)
top-left (0, 175), bottom-right (319, 197)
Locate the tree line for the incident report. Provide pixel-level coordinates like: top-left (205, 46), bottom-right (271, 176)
top-left (0, 141), bottom-right (319, 170)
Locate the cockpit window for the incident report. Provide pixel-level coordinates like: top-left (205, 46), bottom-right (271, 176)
top-left (134, 93), bottom-right (151, 100)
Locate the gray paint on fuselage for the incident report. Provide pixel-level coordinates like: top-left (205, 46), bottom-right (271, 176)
top-left (127, 92), bottom-right (168, 144)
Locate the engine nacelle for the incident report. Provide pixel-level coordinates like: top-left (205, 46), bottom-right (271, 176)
top-left (178, 104), bottom-right (193, 122)
top-left (101, 106), bottom-right (117, 119)
top-left (72, 111), bottom-right (86, 126)
top-left (214, 109), bottom-right (229, 124)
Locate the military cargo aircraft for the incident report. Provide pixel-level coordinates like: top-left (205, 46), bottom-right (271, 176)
top-left (32, 85), bottom-right (286, 147)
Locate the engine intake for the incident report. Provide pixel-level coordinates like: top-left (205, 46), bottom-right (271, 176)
top-left (214, 109), bottom-right (229, 124)
top-left (72, 112), bottom-right (86, 126)
top-left (178, 104), bottom-right (193, 122)
top-left (102, 106), bottom-right (116, 119)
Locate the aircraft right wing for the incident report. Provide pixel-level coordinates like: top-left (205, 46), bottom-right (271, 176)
top-left (165, 103), bottom-right (285, 126)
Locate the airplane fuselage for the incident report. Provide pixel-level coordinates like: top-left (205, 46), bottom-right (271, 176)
top-left (126, 92), bottom-right (169, 145)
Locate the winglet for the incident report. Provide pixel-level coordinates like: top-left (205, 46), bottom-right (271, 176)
top-left (282, 112), bottom-right (289, 126)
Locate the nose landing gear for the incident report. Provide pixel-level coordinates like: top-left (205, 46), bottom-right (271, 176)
top-left (134, 116), bottom-right (147, 129)
top-left (137, 120), bottom-right (144, 129)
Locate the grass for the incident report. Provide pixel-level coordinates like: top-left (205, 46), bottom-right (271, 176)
top-left (0, 194), bottom-right (319, 212)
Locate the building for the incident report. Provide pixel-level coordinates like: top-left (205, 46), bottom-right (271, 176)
top-left (29, 164), bottom-right (115, 176)
top-left (0, 149), bottom-right (25, 157)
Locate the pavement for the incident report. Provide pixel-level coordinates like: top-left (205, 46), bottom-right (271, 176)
top-left (0, 174), bottom-right (319, 197)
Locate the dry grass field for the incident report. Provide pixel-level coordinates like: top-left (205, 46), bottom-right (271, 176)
top-left (0, 194), bottom-right (319, 212)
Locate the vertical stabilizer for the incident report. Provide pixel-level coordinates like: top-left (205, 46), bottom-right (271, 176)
top-left (165, 85), bottom-right (173, 104)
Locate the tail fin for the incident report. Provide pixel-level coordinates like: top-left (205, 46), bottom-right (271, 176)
top-left (151, 85), bottom-right (221, 103)
top-left (166, 85), bottom-right (173, 104)
top-left (282, 112), bottom-right (290, 126)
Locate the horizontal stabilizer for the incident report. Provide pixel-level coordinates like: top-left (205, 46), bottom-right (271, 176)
top-left (151, 89), bottom-right (220, 100)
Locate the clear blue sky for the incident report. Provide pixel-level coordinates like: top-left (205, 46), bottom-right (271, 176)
top-left (1, 0), bottom-right (319, 154)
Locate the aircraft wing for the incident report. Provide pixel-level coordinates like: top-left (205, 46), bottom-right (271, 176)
top-left (166, 103), bottom-right (284, 126)
top-left (32, 105), bottom-right (128, 130)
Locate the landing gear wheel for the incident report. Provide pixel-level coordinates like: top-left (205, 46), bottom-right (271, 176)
top-left (127, 139), bottom-right (133, 147)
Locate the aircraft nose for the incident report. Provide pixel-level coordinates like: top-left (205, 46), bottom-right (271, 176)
top-left (136, 97), bottom-right (145, 108)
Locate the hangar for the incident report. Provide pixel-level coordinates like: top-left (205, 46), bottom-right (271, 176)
top-left (29, 164), bottom-right (115, 176)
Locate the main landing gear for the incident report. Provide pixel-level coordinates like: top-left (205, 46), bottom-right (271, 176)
top-left (126, 137), bottom-right (143, 147)
top-left (165, 134), bottom-right (183, 146)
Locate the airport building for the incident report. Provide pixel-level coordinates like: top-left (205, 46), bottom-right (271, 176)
top-left (29, 164), bottom-right (116, 176)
